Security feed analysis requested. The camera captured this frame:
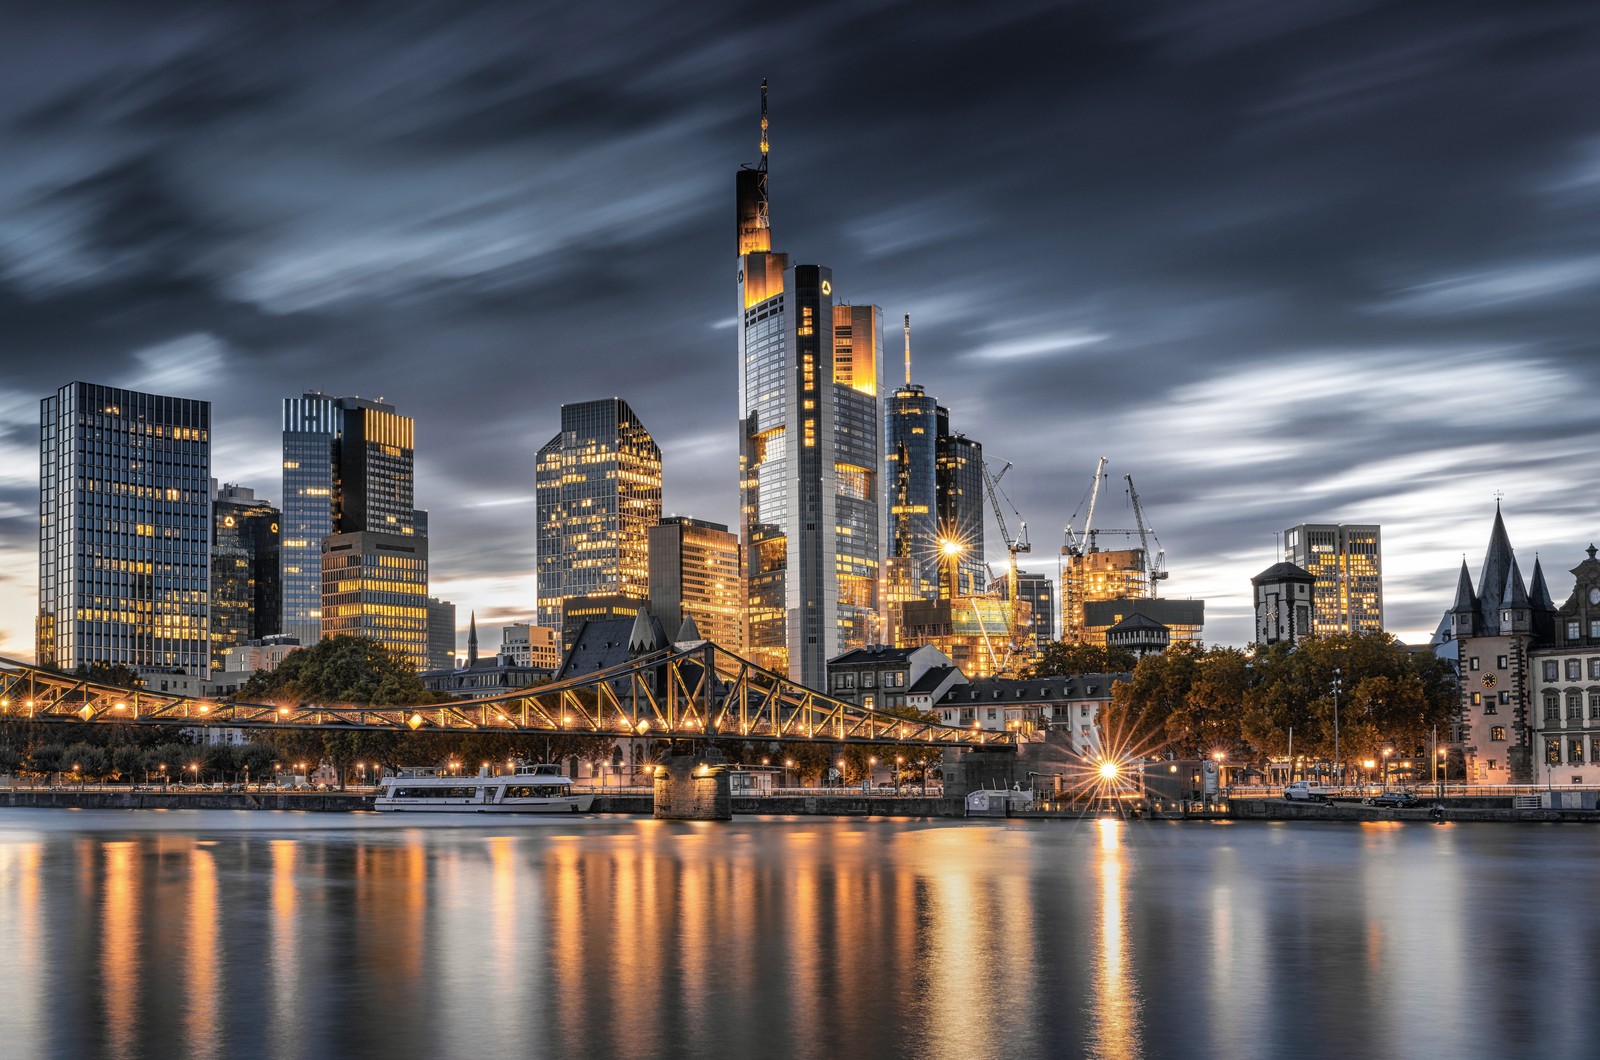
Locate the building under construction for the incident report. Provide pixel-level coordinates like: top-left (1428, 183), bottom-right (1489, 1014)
top-left (897, 594), bottom-right (1030, 680)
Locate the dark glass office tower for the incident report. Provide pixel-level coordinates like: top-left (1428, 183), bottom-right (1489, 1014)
top-left (39, 382), bottom-right (212, 676)
top-left (280, 393), bottom-right (418, 646)
top-left (535, 398), bottom-right (663, 631)
top-left (935, 408), bottom-right (985, 597)
top-left (211, 483), bottom-right (281, 669)
top-left (885, 383), bottom-right (940, 603)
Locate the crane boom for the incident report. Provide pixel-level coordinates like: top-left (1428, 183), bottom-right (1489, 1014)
top-left (1124, 473), bottom-right (1168, 597)
top-left (1083, 456), bottom-right (1107, 552)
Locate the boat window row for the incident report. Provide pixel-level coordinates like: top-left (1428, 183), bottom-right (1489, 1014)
top-left (390, 787), bottom-right (481, 799)
top-left (504, 785), bottom-right (569, 798)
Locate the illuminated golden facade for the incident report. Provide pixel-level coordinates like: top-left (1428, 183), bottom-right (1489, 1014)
top-left (896, 596), bottom-right (1019, 680)
top-left (1283, 523), bottom-right (1384, 634)
top-left (319, 530), bottom-right (429, 671)
top-left (1060, 547), bottom-right (1150, 644)
top-left (38, 382), bottom-right (212, 676)
top-left (536, 398), bottom-right (662, 631)
top-left (649, 517), bottom-right (743, 651)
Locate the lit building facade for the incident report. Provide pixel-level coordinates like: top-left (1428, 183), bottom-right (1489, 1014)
top-left (1283, 523), bottom-right (1384, 634)
top-left (280, 393), bottom-right (418, 645)
top-left (898, 595), bottom-right (1013, 680)
top-left (1003, 571), bottom-right (1056, 657)
top-left (1528, 545), bottom-right (1600, 787)
top-left (38, 382), bottom-right (212, 677)
top-left (320, 530), bottom-right (429, 670)
top-left (649, 516), bottom-right (744, 651)
top-left (501, 623), bottom-right (561, 670)
top-left (885, 381), bottom-right (940, 606)
top-left (535, 398), bottom-right (662, 631)
top-left (735, 88), bottom-right (882, 687)
top-left (211, 483), bottom-right (281, 670)
top-left (1061, 548), bottom-right (1149, 644)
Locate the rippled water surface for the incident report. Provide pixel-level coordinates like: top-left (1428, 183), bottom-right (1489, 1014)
top-left (0, 810), bottom-right (1594, 1060)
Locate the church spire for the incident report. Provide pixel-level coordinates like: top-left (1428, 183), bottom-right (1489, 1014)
top-left (467, 610), bottom-right (478, 666)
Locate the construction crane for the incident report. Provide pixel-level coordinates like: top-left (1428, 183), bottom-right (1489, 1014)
top-left (982, 460), bottom-right (1032, 674)
top-left (1124, 474), bottom-right (1168, 598)
top-left (1063, 456), bottom-right (1108, 557)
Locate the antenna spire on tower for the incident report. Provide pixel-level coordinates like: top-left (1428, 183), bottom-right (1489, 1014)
top-left (759, 78), bottom-right (769, 172)
top-left (903, 313), bottom-right (912, 385)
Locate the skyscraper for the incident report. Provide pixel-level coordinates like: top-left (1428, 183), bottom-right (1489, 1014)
top-left (211, 483), bottom-right (281, 670)
top-left (425, 596), bottom-right (457, 671)
top-left (649, 516), bottom-right (743, 650)
top-left (935, 407), bottom-right (985, 597)
top-left (321, 529), bottom-right (429, 669)
top-left (280, 393), bottom-right (419, 645)
top-left (535, 398), bottom-right (662, 630)
top-left (736, 83), bottom-right (883, 686)
top-left (1283, 523), bottom-right (1384, 634)
top-left (885, 317), bottom-right (941, 609)
top-left (38, 382), bottom-right (212, 676)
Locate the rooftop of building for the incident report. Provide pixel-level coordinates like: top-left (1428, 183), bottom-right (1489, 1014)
top-left (937, 673), bottom-right (1130, 704)
top-left (907, 665), bottom-right (964, 696)
top-left (1252, 561), bottom-right (1316, 584)
top-left (828, 644), bottom-right (924, 667)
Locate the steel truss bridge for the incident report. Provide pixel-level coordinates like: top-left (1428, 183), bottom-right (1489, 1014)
top-left (0, 641), bottom-right (1015, 750)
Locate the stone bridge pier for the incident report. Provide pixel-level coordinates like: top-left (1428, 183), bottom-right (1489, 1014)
top-left (939, 748), bottom-right (1019, 801)
top-left (653, 749), bottom-right (732, 820)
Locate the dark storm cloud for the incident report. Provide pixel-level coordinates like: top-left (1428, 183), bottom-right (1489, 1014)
top-left (1, 0), bottom-right (1598, 651)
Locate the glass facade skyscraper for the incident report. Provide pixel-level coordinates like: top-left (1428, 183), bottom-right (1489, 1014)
top-left (736, 91), bottom-right (883, 687)
top-left (935, 408), bottom-right (985, 597)
top-left (280, 393), bottom-right (418, 646)
top-left (648, 516), bottom-right (743, 651)
top-left (211, 483), bottom-right (281, 670)
top-left (885, 383), bottom-right (940, 604)
top-left (321, 530), bottom-right (429, 670)
top-left (535, 398), bottom-right (663, 631)
top-left (38, 382), bottom-right (212, 676)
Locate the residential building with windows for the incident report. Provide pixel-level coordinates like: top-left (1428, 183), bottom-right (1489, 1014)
top-left (211, 483), bottom-right (281, 670)
top-left (736, 85), bottom-right (883, 688)
top-left (1082, 598), bottom-right (1204, 647)
top-left (826, 644), bottom-right (956, 712)
top-left (280, 393), bottom-right (419, 646)
top-left (38, 382), bottom-right (212, 677)
top-left (1527, 544), bottom-right (1600, 787)
top-left (933, 673), bottom-right (1128, 756)
top-left (535, 398), bottom-right (662, 632)
top-left (649, 516), bottom-right (743, 652)
top-left (1283, 523), bottom-right (1384, 634)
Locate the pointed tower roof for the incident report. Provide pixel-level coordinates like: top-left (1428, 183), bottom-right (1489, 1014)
top-left (628, 606), bottom-right (661, 654)
top-left (467, 610), bottom-right (479, 666)
top-left (1477, 503), bottom-right (1516, 632)
top-left (675, 614), bottom-right (702, 643)
top-left (1451, 559), bottom-right (1477, 613)
top-left (1529, 557), bottom-right (1557, 612)
top-left (1502, 556), bottom-right (1529, 611)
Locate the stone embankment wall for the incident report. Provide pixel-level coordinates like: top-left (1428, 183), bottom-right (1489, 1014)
top-left (0, 790), bottom-right (372, 812)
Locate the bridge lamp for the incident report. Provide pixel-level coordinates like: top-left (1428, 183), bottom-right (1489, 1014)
top-left (78, 706), bottom-right (93, 721)
top-left (198, 704), bottom-right (210, 715)
top-left (114, 703), bottom-right (127, 712)
top-left (407, 714), bottom-right (424, 730)
top-left (278, 707), bottom-right (290, 717)
top-left (635, 719), bottom-right (651, 735)
top-left (1098, 760), bottom-right (1120, 781)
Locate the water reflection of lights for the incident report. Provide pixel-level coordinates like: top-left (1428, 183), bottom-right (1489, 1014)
top-left (103, 842), bottom-right (139, 1060)
top-left (187, 847), bottom-right (219, 1059)
top-left (1089, 819), bottom-right (1144, 1060)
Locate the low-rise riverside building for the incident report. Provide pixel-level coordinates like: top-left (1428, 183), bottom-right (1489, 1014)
top-left (933, 673), bottom-right (1128, 755)
top-left (1527, 545), bottom-right (1600, 787)
top-left (826, 645), bottom-right (956, 711)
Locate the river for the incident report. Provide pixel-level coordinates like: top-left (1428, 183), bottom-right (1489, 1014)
top-left (0, 810), bottom-right (1593, 1059)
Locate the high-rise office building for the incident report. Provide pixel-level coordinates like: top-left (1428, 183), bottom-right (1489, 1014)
top-left (321, 530), bottom-right (429, 670)
top-left (211, 483), bottom-right (281, 670)
top-left (649, 516), bottom-right (744, 651)
top-left (736, 84), bottom-right (883, 686)
top-left (38, 382), bottom-right (212, 676)
top-left (1004, 571), bottom-right (1056, 656)
top-left (1283, 523), bottom-right (1384, 634)
top-left (280, 393), bottom-right (419, 645)
top-left (535, 398), bottom-right (662, 631)
top-left (935, 408), bottom-right (984, 597)
top-left (425, 596), bottom-right (456, 671)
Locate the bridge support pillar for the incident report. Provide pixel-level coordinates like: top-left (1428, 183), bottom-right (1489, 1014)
top-left (940, 749), bottom-right (1018, 801)
top-left (653, 749), bottom-right (732, 821)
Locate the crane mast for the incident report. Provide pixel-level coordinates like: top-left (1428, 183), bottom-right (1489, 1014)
top-left (1124, 473), bottom-right (1168, 598)
top-left (982, 460), bottom-right (1031, 675)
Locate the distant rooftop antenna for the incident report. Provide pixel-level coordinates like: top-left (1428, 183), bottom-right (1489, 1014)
top-left (903, 313), bottom-right (912, 385)
top-left (759, 79), bottom-right (769, 172)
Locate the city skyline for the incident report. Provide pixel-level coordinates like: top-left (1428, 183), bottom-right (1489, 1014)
top-left (2, 2), bottom-right (1599, 658)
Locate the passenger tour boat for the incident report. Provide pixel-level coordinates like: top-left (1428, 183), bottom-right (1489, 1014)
top-left (374, 763), bottom-right (595, 813)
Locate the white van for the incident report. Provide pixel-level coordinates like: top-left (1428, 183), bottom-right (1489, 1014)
top-left (1284, 780), bottom-right (1333, 802)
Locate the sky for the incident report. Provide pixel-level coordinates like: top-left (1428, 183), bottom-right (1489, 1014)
top-left (1, 0), bottom-right (1598, 658)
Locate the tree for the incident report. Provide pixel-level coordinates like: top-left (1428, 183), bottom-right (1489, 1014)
top-left (1100, 643), bottom-right (1205, 757)
top-left (72, 662), bottom-right (143, 689)
top-left (1024, 641), bottom-right (1138, 679)
top-left (239, 635), bottom-right (439, 707)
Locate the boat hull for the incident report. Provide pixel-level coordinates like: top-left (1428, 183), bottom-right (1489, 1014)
top-left (374, 794), bottom-right (597, 814)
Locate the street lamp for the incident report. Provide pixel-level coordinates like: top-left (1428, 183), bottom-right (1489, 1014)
top-left (1331, 667), bottom-right (1342, 789)
top-left (1382, 748), bottom-right (1393, 791)
top-left (159, 763), bottom-right (168, 792)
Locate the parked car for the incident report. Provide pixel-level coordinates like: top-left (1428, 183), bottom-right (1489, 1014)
top-left (1366, 790), bottom-right (1420, 808)
top-left (1284, 780), bottom-right (1334, 802)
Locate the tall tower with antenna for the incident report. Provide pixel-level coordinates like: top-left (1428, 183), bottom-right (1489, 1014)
top-left (735, 82), bottom-right (882, 686)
